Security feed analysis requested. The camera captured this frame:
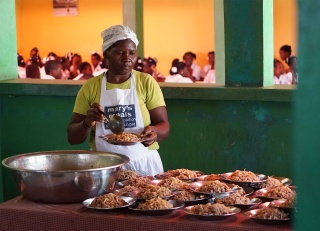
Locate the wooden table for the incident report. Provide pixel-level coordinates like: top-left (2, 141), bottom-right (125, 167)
top-left (0, 196), bottom-right (292, 231)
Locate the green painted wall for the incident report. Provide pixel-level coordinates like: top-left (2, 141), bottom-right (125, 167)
top-left (0, 82), bottom-right (294, 202)
top-left (224, 0), bottom-right (273, 86)
top-left (294, 0), bottom-right (320, 230)
top-left (0, 0), bottom-right (17, 80)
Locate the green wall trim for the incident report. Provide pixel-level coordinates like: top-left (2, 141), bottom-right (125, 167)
top-left (294, 0), bottom-right (320, 230)
top-left (214, 0), bottom-right (225, 84)
top-left (135, 0), bottom-right (144, 58)
top-left (224, 0), bottom-right (273, 87)
top-left (0, 0), bottom-right (17, 80)
top-left (262, 0), bottom-right (273, 86)
top-left (0, 80), bottom-right (295, 102)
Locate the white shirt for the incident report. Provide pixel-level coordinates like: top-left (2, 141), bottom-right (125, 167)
top-left (273, 73), bottom-right (292, 84)
top-left (93, 68), bottom-right (108, 76)
top-left (202, 64), bottom-right (211, 77)
top-left (41, 74), bottom-right (55, 80)
top-left (73, 74), bottom-right (84, 80)
top-left (92, 64), bottom-right (103, 76)
top-left (191, 63), bottom-right (201, 81)
top-left (203, 70), bottom-right (216, 83)
top-left (18, 66), bottom-right (26, 78)
top-left (165, 74), bottom-right (193, 83)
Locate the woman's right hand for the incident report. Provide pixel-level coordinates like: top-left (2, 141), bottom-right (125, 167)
top-left (85, 103), bottom-right (105, 127)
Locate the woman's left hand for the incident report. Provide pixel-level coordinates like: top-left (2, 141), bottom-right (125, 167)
top-left (141, 126), bottom-right (157, 147)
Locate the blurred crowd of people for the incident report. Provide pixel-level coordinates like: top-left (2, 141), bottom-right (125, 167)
top-left (17, 45), bottom-right (297, 85)
top-left (17, 47), bottom-right (215, 83)
top-left (17, 48), bottom-right (107, 80)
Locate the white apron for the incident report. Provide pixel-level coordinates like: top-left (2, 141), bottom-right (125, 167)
top-left (95, 72), bottom-right (163, 176)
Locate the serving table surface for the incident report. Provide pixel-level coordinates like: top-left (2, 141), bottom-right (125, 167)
top-left (0, 196), bottom-right (291, 231)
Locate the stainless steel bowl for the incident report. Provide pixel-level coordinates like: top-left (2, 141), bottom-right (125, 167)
top-left (2, 150), bottom-right (129, 203)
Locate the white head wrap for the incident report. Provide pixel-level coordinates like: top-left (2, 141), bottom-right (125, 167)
top-left (101, 25), bottom-right (139, 53)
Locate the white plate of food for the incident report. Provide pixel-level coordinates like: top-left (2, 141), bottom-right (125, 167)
top-left (183, 203), bottom-right (241, 220)
top-left (129, 185), bottom-right (175, 200)
top-left (219, 170), bottom-right (268, 186)
top-left (154, 169), bottom-right (204, 182)
top-left (128, 198), bottom-right (184, 215)
top-left (99, 132), bottom-right (145, 146)
top-left (170, 190), bottom-right (210, 206)
top-left (250, 176), bottom-right (292, 189)
top-left (189, 180), bottom-right (238, 196)
top-left (244, 207), bottom-right (291, 225)
top-left (83, 194), bottom-right (136, 211)
top-left (255, 186), bottom-right (296, 201)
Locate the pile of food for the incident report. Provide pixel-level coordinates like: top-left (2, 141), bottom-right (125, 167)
top-left (157, 177), bottom-right (188, 190)
top-left (190, 203), bottom-right (233, 215)
top-left (215, 191), bottom-right (251, 205)
top-left (252, 207), bottom-right (289, 219)
top-left (262, 177), bottom-right (283, 188)
top-left (108, 132), bottom-right (141, 142)
top-left (203, 174), bottom-right (220, 181)
top-left (228, 170), bottom-right (259, 182)
top-left (278, 198), bottom-right (296, 208)
top-left (264, 186), bottom-right (296, 200)
top-left (118, 170), bottom-right (140, 181)
top-left (89, 193), bottom-right (127, 208)
top-left (83, 168), bottom-right (296, 223)
top-left (162, 168), bottom-right (199, 179)
top-left (134, 185), bottom-right (173, 199)
top-left (230, 185), bottom-right (246, 195)
top-left (123, 176), bottom-right (151, 188)
top-left (171, 190), bottom-right (196, 202)
top-left (198, 180), bottom-right (232, 193)
top-left (115, 185), bottom-right (140, 197)
top-left (136, 197), bottom-right (173, 210)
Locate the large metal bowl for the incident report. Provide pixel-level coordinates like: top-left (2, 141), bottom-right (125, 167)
top-left (2, 150), bottom-right (129, 203)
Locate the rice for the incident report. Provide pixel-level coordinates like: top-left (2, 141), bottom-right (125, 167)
top-left (137, 197), bottom-right (173, 210)
top-left (252, 207), bottom-right (289, 219)
top-left (190, 203), bottom-right (233, 215)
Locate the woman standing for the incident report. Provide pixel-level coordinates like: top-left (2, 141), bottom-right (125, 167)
top-left (67, 25), bottom-right (170, 175)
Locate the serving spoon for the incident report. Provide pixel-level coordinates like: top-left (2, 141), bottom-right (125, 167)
top-left (99, 110), bottom-right (125, 135)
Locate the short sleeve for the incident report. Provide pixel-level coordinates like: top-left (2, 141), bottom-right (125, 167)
top-left (73, 75), bottom-right (102, 115)
top-left (143, 74), bottom-right (166, 110)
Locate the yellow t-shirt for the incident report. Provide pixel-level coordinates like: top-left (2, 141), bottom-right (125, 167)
top-left (73, 70), bottom-right (166, 150)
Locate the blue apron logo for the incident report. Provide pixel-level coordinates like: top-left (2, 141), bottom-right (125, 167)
top-left (104, 104), bottom-right (136, 129)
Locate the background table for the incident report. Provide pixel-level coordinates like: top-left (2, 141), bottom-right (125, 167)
top-left (0, 196), bottom-right (292, 231)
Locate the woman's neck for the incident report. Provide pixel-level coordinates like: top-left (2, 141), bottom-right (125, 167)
top-left (106, 71), bottom-right (131, 84)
